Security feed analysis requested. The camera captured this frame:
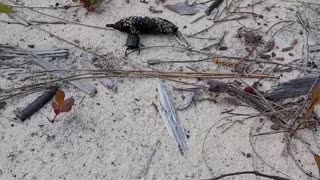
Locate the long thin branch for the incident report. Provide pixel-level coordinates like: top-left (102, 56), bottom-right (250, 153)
top-left (7, 0), bottom-right (112, 31)
top-left (188, 16), bottom-right (247, 37)
top-left (9, 4), bottom-right (81, 9)
top-left (204, 171), bottom-right (290, 180)
top-left (266, 20), bottom-right (295, 34)
top-left (249, 120), bottom-right (293, 179)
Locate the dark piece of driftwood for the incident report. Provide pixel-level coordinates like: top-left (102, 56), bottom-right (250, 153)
top-left (207, 80), bottom-right (270, 113)
top-left (16, 87), bottom-right (58, 122)
top-left (265, 77), bottom-right (320, 101)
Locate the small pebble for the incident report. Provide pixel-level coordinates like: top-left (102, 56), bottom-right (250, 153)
top-left (275, 57), bottom-right (284, 61)
top-left (28, 44), bottom-right (35, 48)
top-left (0, 101), bottom-right (6, 110)
top-left (282, 46), bottom-right (294, 52)
top-left (270, 124), bottom-right (280, 130)
top-left (259, 54), bottom-right (271, 59)
top-left (218, 46), bottom-right (228, 51)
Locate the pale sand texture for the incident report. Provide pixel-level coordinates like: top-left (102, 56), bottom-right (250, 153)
top-left (0, 0), bottom-right (320, 180)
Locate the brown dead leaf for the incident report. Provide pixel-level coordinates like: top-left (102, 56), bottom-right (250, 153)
top-left (306, 86), bottom-right (320, 118)
top-left (311, 86), bottom-right (320, 103)
top-left (51, 90), bottom-right (75, 122)
top-left (55, 90), bottom-right (65, 106)
top-left (60, 98), bottom-right (75, 112)
top-left (52, 102), bottom-right (60, 115)
top-left (314, 153), bottom-right (320, 175)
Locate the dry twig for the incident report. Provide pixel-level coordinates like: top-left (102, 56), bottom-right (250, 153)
top-left (205, 171), bottom-right (290, 180)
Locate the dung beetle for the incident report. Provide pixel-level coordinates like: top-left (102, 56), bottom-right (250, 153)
top-left (107, 16), bottom-right (190, 55)
top-left (125, 33), bottom-right (140, 56)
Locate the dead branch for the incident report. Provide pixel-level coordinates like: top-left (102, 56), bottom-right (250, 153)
top-left (204, 171), bottom-right (290, 180)
top-left (265, 77), bottom-right (320, 101)
top-left (188, 16), bottom-right (247, 37)
top-left (207, 81), bottom-right (270, 113)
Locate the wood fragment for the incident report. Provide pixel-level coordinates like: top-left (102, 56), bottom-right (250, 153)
top-left (208, 81), bottom-right (270, 113)
top-left (176, 92), bottom-right (195, 110)
top-left (157, 81), bottom-right (188, 156)
top-left (205, 171), bottom-right (290, 180)
top-left (16, 87), bottom-right (58, 122)
top-left (30, 53), bottom-right (97, 95)
top-left (265, 77), bottom-right (320, 101)
top-left (0, 44), bottom-right (68, 59)
top-left (82, 60), bottom-right (117, 92)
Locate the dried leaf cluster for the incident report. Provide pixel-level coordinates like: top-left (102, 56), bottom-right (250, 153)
top-left (51, 90), bottom-right (75, 122)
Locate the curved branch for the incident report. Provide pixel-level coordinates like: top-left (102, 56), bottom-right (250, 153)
top-left (204, 171), bottom-right (290, 180)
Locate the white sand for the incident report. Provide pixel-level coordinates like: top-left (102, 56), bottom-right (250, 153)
top-left (1, 0), bottom-right (320, 179)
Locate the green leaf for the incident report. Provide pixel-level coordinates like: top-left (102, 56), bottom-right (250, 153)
top-left (90, 0), bottom-right (103, 5)
top-left (0, 3), bottom-right (14, 13)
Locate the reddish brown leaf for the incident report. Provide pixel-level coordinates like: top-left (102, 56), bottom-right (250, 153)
top-left (244, 86), bottom-right (256, 94)
top-left (55, 90), bottom-right (65, 106)
top-left (52, 102), bottom-right (60, 115)
top-left (313, 153), bottom-right (320, 175)
top-left (306, 85), bottom-right (320, 118)
top-left (51, 90), bottom-right (75, 122)
top-left (311, 86), bottom-right (320, 104)
top-left (60, 98), bottom-right (75, 112)
top-left (244, 82), bottom-right (258, 95)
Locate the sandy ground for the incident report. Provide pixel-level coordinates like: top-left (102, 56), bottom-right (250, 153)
top-left (1, 0), bottom-right (320, 179)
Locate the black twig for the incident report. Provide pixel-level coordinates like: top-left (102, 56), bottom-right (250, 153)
top-left (204, 171), bottom-right (290, 180)
top-left (16, 87), bottom-right (58, 122)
